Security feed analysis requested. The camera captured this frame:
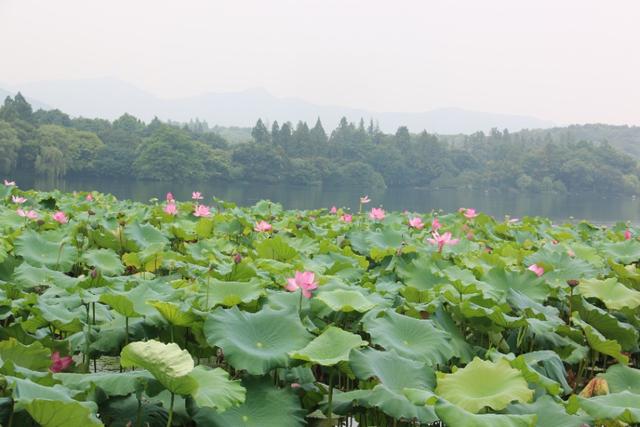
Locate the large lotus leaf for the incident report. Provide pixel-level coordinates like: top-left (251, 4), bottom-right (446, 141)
top-left (120, 340), bottom-right (197, 395)
top-left (14, 230), bottom-right (78, 272)
top-left (574, 297), bottom-right (638, 351)
top-left (482, 267), bottom-right (550, 303)
top-left (432, 307), bottom-right (474, 363)
top-left (507, 395), bottom-right (591, 427)
top-left (191, 377), bottom-right (304, 427)
top-left (149, 300), bottom-right (198, 327)
top-left (8, 376), bottom-right (103, 427)
top-left (96, 394), bottom-right (168, 427)
top-left (189, 366), bottom-right (245, 412)
top-left (124, 221), bottom-right (168, 250)
top-left (365, 309), bottom-right (453, 366)
top-left (578, 391), bottom-right (640, 423)
top-left (436, 358), bottom-right (534, 413)
top-left (600, 364), bottom-right (640, 393)
top-left (81, 248), bottom-right (124, 276)
top-left (11, 263), bottom-right (79, 290)
top-left (204, 306), bottom-right (313, 375)
top-left (435, 400), bottom-right (536, 427)
top-left (349, 228), bottom-right (404, 256)
top-left (508, 355), bottom-right (563, 396)
top-left (600, 240), bottom-right (640, 264)
top-left (395, 256), bottom-right (445, 291)
top-left (519, 351), bottom-right (572, 395)
top-left (289, 326), bottom-right (367, 366)
top-left (507, 289), bottom-right (563, 326)
top-left (202, 279), bottom-right (264, 308)
top-left (100, 283), bottom-right (165, 318)
top-left (254, 236), bottom-right (298, 262)
top-left (577, 277), bottom-right (640, 310)
top-left (526, 251), bottom-right (597, 286)
top-left (316, 289), bottom-right (377, 313)
top-left (348, 348), bottom-right (437, 421)
top-left (0, 338), bottom-right (51, 371)
top-left (573, 315), bottom-right (629, 364)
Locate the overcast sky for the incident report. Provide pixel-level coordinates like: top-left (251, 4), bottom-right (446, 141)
top-left (1, 0), bottom-right (638, 125)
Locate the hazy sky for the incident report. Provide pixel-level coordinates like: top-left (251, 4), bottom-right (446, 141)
top-left (1, 0), bottom-right (639, 125)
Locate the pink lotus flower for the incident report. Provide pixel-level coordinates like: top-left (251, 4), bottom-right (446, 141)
top-left (427, 231), bottom-right (459, 252)
top-left (192, 191), bottom-right (203, 200)
top-left (254, 220), bottom-right (272, 232)
top-left (360, 195), bottom-right (370, 204)
top-left (462, 208), bottom-right (478, 219)
top-left (17, 209), bottom-right (38, 220)
top-left (567, 249), bottom-right (576, 257)
top-left (369, 207), bottom-right (385, 221)
top-left (341, 214), bottom-right (353, 223)
top-left (625, 229), bottom-right (632, 240)
top-left (3, 179), bottom-right (15, 186)
top-left (329, 206), bottom-right (337, 214)
top-left (50, 352), bottom-right (73, 373)
top-left (52, 211), bottom-right (68, 224)
top-left (528, 264), bottom-right (544, 277)
top-left (166, 192), bottom-right (174, 202)
top-left (431, 217), bottom-right (442, 231)
top-left (194, 204), bottom-right (211, 217)
top-left (164, 202), bottom-right (178, 216)
top-left (85, 194), bottom-right (94, 201)
top-left (285, 271), bottom-right (318, 299)
top-left (291, 383), bottom-right (301, 389)
top-left (11, 196), bottom-right (26, 204)
top-left (409, 217), bottom-right (425, 230)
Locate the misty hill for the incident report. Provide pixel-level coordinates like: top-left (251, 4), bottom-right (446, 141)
top-left (3, 77), bottom-right (554, 134)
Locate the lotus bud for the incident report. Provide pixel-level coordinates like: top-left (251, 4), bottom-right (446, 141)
top-left (567, 279), bottom-right (580, 288)
top-left (579, 377), bottom-right (609, 398)
top-left (90, 268), bottom-right (98, 279)
top-left (233, 253), bottom-right (242, 264)
top-left (37, 219), bottom-right (45, 226)
top-left (88, 210), bottom-right (96, 216)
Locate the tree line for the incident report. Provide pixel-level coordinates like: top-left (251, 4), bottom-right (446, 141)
top-left (1, 93), bottom-right (639, 194)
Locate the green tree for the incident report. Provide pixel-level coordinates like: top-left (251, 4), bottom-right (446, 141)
top-left (251, 119), bottom-right (271, 144)
top-left (0, 121), bottom-right (21, 174)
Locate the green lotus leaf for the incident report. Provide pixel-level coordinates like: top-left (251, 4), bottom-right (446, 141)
top-left (435, 400), bottom-right (536, 427)
top-left (482, 267), bottom-right (550, 303)
top-left (507, 395), bottom-right (591, 427)
top-left (578, 391), bottom-right (640, 424)
top-left (201, 279), bottom-right (264, 308)
top-left (120, 340), bottom-right (197, 395)
top-left (191, 377), bottom-right (304, 427)
top-left (96, 394), bottom-right (168, 427)
top-left (395, 256), bottom-right (445, 291)
top-left (14, 230), bottom-right (78, 272)
top-left (436, 358), bottom-right (534, 413)
top-left (0, 338), bottom-right (51, 371)
top-left (82, 248), bottom-right (124, 276)
top-left (99, 283), bottom-right (165, 318)
top-left (348, 348), bottom-right (438, 422)
top-left (573, 315), bottom-right (629, 364)
top-left (577, 277), bottom-right (640, 310)
top-left (316, 289), bottom-right (377, 313)
top-left (124, 221), bottom-right (168, 250)
top-left (254, 235), bottom-right (298, 262)
top-left (508, 354), bottom-right (562, 396)
top-left (149, 300), bottom-right (198, 327)
top-left (54, 371), bottom-right (153, 396)
top-left (600, 364), bottom-right (640, 393)
top-left (11, 263), bottom-right (80, 290)
top-left (204, 306), bottom-right (313, 375)
top-left (600, 240), bottom-right (640, 264)
top-left (8, 376), bottom-right (103, 427)
top-left (289, 326), bottom-right (367, 366)
top-left (365, 309), bottom-right (453, 366)
top-left (188, 366), bottom-right (245, 412)
top-left (573, 297), bottom-right (638, 351)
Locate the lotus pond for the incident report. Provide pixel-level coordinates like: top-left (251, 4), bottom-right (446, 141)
top-left (0, 184), bottom-right (639, 427)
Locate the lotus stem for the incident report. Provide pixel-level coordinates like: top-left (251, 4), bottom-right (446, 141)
top-left (326, 368), bottom-right (334, 422)
top-left (166, 392), bottom-right (175, 427)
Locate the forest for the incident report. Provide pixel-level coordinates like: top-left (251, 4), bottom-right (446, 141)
top-left (1, 93), bottom-right (640, 195)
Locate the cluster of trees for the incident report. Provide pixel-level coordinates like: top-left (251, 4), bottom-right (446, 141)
top-left (1, 93), bottom-right (639, 194)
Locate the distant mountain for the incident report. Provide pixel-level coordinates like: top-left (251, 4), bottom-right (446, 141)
top-left (3, 78), bottom-right (554, 134)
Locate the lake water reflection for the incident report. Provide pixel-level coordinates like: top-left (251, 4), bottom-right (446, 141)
top-left (13, 174), bottom-right (640, 224)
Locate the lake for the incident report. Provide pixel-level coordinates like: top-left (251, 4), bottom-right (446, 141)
top-left (12, 174), bottom-right (640, 224)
